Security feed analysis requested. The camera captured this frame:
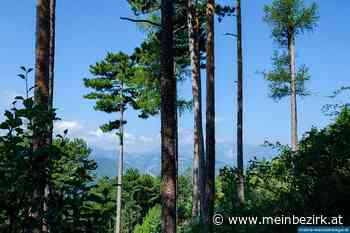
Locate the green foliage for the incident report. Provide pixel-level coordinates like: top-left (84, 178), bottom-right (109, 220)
top-left (0, 93), bottom-right (74, 231)
top-left (131, 34), bottom-right (162, 117)
top-left (84, 51), bottom-right (161, 133)
top-left (84, 176), bottom-right (116, 233)
top-left (322, 86), bottom-right (350, 116)
top-left (263, 50), bottom-right (310, 100)
top-left (263, 0), bottom-right (319, 46)
top-left (1, 90), bottom-right (350, 232)
top-left (263, 0), bottom-right (317, 101)
top-left (85, 52), bottom-right (140, 114)
top-left (84, 52), bottom-right (131, 114)
top-left (50, 138), bottom-right (98, 232)
top-left (122, 169), bottom-right (160, 233)
top-left (132, 32), bottom-right (193, 115)
top-left (215, 108), bottom-right (350, 233)
top-left (0, 92), bottom-right (162, 232)
top-left (127, 0), bottom-right (160, 15)
top-left (293, 108), bottom-right (350, 220)
top-left (17, 66), bottom-right (34, 98)
top-left (177, 172), bottom-right (193, 232)
top-left (133, 205), bottom-right (161, 233)
top-left (215, 5), bottom-right (235, 22)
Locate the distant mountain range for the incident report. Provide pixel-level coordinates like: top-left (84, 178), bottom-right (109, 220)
top-left (90, 143), bottom-right (276, 177)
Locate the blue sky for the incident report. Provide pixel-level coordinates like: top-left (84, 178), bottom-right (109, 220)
top-left (0, 1), bottom-right (349, 155)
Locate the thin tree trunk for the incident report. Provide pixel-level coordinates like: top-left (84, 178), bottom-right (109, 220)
top-left (174, 76), bottom-right (179, 227)
top-left (115, 81), bottom-right (124, 233)
top-left (236, 0), bottom-right (245, 207)
top-left (288, 31), bottom-right (298, 151)
top-left (48, 0), bottom-right (55, 113)
top-left (43, 1), bottom-right (56, 232)
top-left (160, 0), bottom-right (177, 232)
top-left (196, 14), bottom-right (206, 222)
top-left (174, 61), bottom-right (179, 227)
top-left (204, 0), bottom-right (215, 232)
top-left (188, 0), bottom-right (205, 221)
top-left (29, 1), bottom-right (51, 232)
top-left (34, 0), bottom-right (51, 106)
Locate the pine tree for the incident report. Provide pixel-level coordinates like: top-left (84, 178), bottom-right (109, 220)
top-left (264, 0), bottom-right (318, 151)
top-left (263, 50), bottom-right (310, 101)
top-left (83, 52), bottom-right (157, 233)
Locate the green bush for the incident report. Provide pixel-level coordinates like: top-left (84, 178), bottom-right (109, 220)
top-left (133, 205), bottom-right (161, 233)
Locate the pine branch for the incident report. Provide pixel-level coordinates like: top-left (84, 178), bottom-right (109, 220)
top-left (120, 17), bottom-right (185, 34)
top-left (120, 17), bottom-right (161, 27)
top-left (223, 32), bottom-right (237, 37)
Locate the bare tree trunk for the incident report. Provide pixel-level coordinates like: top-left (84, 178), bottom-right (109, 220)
top-left (29, 1), bottom-right (51, 232)
top-left (43, 1), bottom-right (56, 232)
top-left (48, 0), bottom-right (55, 113)
top-left (188, 0), bottom-right (205, 221)
top-left (175, 72), bottom-right (179, 227)
top-left (115, 81), bottom-right (124, 233)
top-left (204, 0), bottom-right (215, 232)
top-left (196, 14), bottom-right (206, 223)
top-left (34, 0), bottom-right (51, 106)
top-left (288, 31), bottom-right (298, 151)
top-left (236, 0), bottom-right (245, 207)
top-left (160, 0), bottom-right (177, 232)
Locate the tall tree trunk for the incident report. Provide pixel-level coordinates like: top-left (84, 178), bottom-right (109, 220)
top-left (48, 0), bottom-right (55, 112)
top-left (175, 94), bottom-right (179, 226)
top-left (174, 61), bottom-right (179, 227)
top-left (288, 31), bottom-right (298, 151)
top-left (115, 81), bottom-right (125, 233)
top-left (29, 1), bottom-right (51, 232)
top-left (160, 0), bottom-right (177, 232)
top-left (188, 0), bottom-right (205, 221)
top-left (34, 0), bottom-right (51, 106)
top-left (204, 0), bottom-right (215, 232)
top-left (43, 1), bottom-right (56, 232)
top-left (236, 0), bottom-right (245, 207)
top-left (196, 14), bottom-right (206, 222)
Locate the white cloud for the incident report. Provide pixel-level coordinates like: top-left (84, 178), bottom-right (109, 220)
top-left (53, 119), bottom-right (160, 153)
top-left (55, 120), bottom-right (82, 132)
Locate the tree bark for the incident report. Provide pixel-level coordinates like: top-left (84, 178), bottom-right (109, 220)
top-left (288, 31), bottom-right (298, 151)
top-left (115, 81), bottom-right (125, 233)
top-left (236, 0), bottom-right (245, 207)
top-left (42, 1), bottom-right (56, 232)
top-left (160, 0), bottom-right (177, 233)
top-left (188, 0), bottom-right (205, 221)
top-left (29, 1), bottom-right (51, 232)
top-left (204, 0), bottom-right (215, 232)
top-left (34, 0), bottom-right (51, 107)
top-left (48, 0), bottom-right (55, 112)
